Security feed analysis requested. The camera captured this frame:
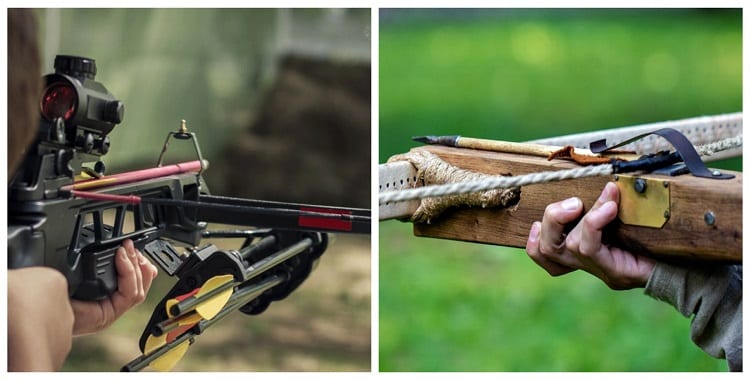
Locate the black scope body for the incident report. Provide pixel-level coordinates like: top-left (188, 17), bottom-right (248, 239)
top-left (39, 55), bottom-right (124, 155)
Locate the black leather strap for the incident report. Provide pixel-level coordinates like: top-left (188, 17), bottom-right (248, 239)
top-left (590, 128), bottom-right (734, 179)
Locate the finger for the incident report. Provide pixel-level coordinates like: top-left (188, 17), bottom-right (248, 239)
top-left (111, 245), bottom-right (138, 314)
top-left (125, 240), bottom-right (145, 306)
top-left (573, 182), bottom-right (620, 256)
top-left (591, 182), bottom-right (619, 212)
top-left (539, 197), bottom-right (583, 255)
top-left (526, 222), bottom-right (575, 276)
top-left (565, 182), bottom-right (619, 252)
top-left (579, 200), bottom-right (619, 257)
top-left (137, 250), bottom-right (158, 294)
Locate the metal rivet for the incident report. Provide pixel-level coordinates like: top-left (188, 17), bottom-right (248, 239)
top-left (664, 210), bottom-right (670, 219)
top-left (663, 181), bottom-right (669, 188)
top-left (634, 178), bottom-right (647, 193)
top-left (704, 211), bottom-right (716, 226)
top-left (712, 170), bottom-right (722, 176)
top-left (614, 175), bottom-right (619, 181)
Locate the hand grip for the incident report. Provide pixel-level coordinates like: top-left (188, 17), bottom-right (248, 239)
top-left (72, 232), bottom-right (160, 301)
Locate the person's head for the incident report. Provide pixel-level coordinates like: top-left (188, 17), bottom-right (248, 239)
top-left (8, 8), bottom-right (42, 177)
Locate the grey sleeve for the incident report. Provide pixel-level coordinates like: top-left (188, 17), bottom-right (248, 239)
top-left (644, 263), bottom-right (742, 371)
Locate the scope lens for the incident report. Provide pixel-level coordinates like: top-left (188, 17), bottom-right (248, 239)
top-left (40, 82), bottom-right (77, 121)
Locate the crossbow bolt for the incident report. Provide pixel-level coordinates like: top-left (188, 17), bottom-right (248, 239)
top-left (140, 274), bottom-right (235, 371)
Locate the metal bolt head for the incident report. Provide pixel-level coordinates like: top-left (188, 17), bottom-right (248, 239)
top-left (634, 178), bottom-right (647, 193)
top-left (54, 118), bottom-right (66, 143)
top-left (704, 211), bottom-right (716, 226)
top-left (664, 210), bottom-right (671, 219)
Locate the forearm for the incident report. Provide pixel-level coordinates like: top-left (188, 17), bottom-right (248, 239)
top-left (644, 262), bottom-right (742, 371)
top-left (7, 268), bottom-right (74, 371)
top-left (7, 323), bottom-right (61, 371)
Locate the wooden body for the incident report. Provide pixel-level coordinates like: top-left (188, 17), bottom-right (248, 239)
top-left (407, 146), bottom-right (741, 262)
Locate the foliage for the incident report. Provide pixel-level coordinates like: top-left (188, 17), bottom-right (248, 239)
top-left (379, 9), bottom-right (740, 371)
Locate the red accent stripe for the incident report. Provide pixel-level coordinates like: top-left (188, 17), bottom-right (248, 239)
top-left (166, 323), bottom-right (197, 343)
top-left (70, 190), bottom-right (142, 204)
top-left (165, 288), bottom-right (201, 343)
top-left (298, 207), bottom-right (352, 232)
top-left (175, 288), bottom-right (201, 302)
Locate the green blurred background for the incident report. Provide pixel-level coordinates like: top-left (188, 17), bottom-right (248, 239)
top-left (379, 9), bottom-right (741, 371)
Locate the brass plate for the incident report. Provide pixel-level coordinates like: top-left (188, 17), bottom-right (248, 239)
top-left (614, 175), bottom-right (670, 228)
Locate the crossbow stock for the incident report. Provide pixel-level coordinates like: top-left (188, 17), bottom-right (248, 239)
top-left (8, 55), bottom-right (371, 371)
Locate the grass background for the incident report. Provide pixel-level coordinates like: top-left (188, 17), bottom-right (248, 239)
top-left (379, 9), bottom-right (741, 372)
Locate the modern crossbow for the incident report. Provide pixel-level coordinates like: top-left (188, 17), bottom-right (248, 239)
top-left (7, 55), bottom-right (371, 371)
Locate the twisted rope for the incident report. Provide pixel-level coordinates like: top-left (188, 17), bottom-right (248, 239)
top-left (379, 135), bottom-right (742, 205)
top-left (695, 135), bottom-right (743, 157)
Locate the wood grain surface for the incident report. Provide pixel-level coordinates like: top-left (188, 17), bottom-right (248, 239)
top-left (409, 146), bottom-right (742, 262)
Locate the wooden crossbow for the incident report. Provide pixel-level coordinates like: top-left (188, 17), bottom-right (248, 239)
top-left (379, 115), bottom-right (741, 263)
top-left (7, 55), bottom-right (370, 371)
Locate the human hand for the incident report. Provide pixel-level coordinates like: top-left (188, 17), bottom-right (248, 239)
top-left (8, 267), bottom-right (74, 371)
top-left (525, 182), bottom-right (656, 290)
top-left (71, 239), bottom-right (158, 335)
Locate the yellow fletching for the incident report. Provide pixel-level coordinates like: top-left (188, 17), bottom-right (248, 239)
top-left (144, 335), bottom-right (190, 372)
top-left (194, 274), bottom-right (234, 320)
top-left (140, 274), bottom-right (234, 371)
top-left (144, 334), bottom-right (166, 353)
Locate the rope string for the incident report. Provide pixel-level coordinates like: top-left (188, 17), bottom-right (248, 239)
top-left (695, 135), bottom-right (743, 157)
top-left (379, 134), bottom-right (742, 205)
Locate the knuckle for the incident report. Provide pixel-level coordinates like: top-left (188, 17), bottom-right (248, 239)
top-left (132, 286), bottom-right (142, 300)
top-left (100, 318), bottom-right (113, 330)
top-left (579, 244), bottom-right (596, 257)
top-left (134, 291), bottom-right (146, 305)
top-left (538, 242), bottom-right (556, 256)
top-left (543, 203), bottom-right (558, 220)
top-left (565, 235), bottom-right (579, 254)
top-left (564, 237), bottom-right (575, 251)
top-left (582, 213), bottom-right (598, 231)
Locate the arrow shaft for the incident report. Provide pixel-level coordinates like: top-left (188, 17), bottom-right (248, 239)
top-left (167, 236), bottom-right (309, 319)
top-left (415, 135), bottom-right (638, 161)
top-left (62, 160), bottom-right (204, 191)
top-left (123, 275), bottom-right (284, 372)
